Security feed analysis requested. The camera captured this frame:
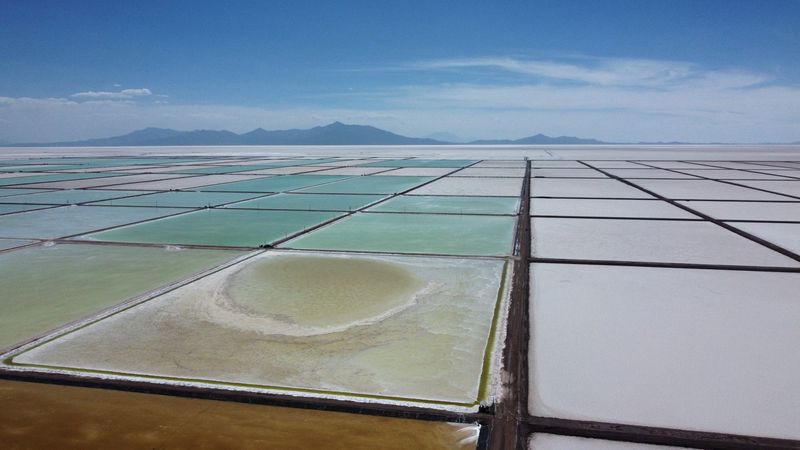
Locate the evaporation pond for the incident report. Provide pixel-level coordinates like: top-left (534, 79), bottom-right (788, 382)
top-left (0, 204), bottom-right (49, 215)
top-left (225, 193), bottom-right (386, 211)
top-left (363, 159), bottom-right (477, 168)
top-left (14, 252), bottom-right (505, 405)
top-left (297, 176), bottom-right (433, 194)
top-left (90, 191), bottom-right (262, 207)
top-left (370, 195), bottom-right (518, 215)
top-left (0, 206), bottom-right (187, 239)
top-left (0, 173), bottom-right (119, 187)
top-left (1, 189), bottom-right (144, 205)
top-left (197, 175), bottom-right (348, 193)
top-left (284, 212), bottom-right (515, 256)
top-left (0, 188), bottom-right (53, 198)
top-left (85, 209), bottom-right (341, 247)
top-left (0, 239), bottom-right (34, 251)
top-left (0, 244), bottom-right (240, 349)
top-left (0, 379), bottom-right (479, 450)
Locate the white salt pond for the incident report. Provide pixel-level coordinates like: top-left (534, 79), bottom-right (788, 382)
top-left (529, 263), bottom-right (800, 440)
top-left (528, 434), bottom-right (693, 450)
top-left (531, 217), bottom-right (799, 266)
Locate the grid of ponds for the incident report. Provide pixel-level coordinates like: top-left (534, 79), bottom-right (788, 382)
top-left (0, 153), bottom-right (799, 449)
top-left (526, 158), bottom-right (800, 449)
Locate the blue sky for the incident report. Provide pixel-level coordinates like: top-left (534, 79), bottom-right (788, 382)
top-left (1, 0), bottom-right (799, 143)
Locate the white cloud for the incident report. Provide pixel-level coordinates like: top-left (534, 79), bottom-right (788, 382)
top-left (70, 88), bottom-right (153, 100)
top-left (412, 56), bottom-right (770, 89)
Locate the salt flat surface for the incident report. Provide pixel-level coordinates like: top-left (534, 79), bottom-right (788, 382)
top-left (531, 217), bottom-right (798, 266)
top-left (474, 160), bottom-right (528, 168)
top-left (530, 161), bottom-right (586, 168)
top-left (531, 179), bottom-right (652, 198)
top-left (757, 162), bottom-right (800, 169)
top-left (582, 161), bottom-right (645, 168)
top-left (677, 200), bottom-right (800, 221)
top-left (529, 263), bottom-right (800, 439)
top-left (14, 252), bottom-right (504, 405)
top-left (531, 168), bottom-right (607, 178)
top-left (603, 168), bottom-right (698, 179)
top-left (638, 161), bottom-right (707, 169)
top-left (752, 169), bottom-right (800, 177)
top-left (734, 180), bottom-right (800, 198)
top-left (0, 172), bottom-right (48, 180)
top-left (377, 167), bottom-right (455, 176)
top-left (411, 177), bottom-right (522, 197)
top-left (630, 179), bottom-right (789, 200)
top-left (528, 434), bottom-right (690, 450)
top-left (726, 222), bottom-right (800, 254)
top-left (311, 167), bottom-right (389, 176)
top-left (452, 167), bottom-right (525, 177)
top-left (677, 169), bottom-right (795, 180)
top-left (694, 161), bottom-right (785, 170)
top-left (3, 144), bottom-right (799, 160)
top-left (531, 198), bottom-right (694, 219)
top-left (363, 159), bottom-right (476, 168)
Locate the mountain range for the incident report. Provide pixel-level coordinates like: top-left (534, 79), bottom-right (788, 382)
top-left (5, 122), bottom-right (618, 146)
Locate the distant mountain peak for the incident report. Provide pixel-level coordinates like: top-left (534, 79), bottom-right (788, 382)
top-left (3, 123), bottom-right (632, 147)
top-left (9, 122), bottom-right (446, 147)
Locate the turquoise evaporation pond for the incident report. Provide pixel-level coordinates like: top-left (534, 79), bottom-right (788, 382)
top-left (0, 206), bottom-right (187, 239)
top-left (197, 175), bottom-right (348, 193)
top-left (0, 239), bottom-right (34, 251)
top-left (0, 173), bottom-right (121, 187)
top-left (90, 191), bottom-right (264, 207)
top-left (172, 164), bottom-right (284, 175)
top-left (283, 212), bottom-right (516, 256)
top-left (297, 176), bottom-right (433, 194)
top-left (0, 204), bottom-right (50, 215)
top-left (0, 188), bottom-right (53, 198)
top-left (0, 189), bottom-right (145, 205)
top-left (0, 243), bottom-right (241, 349)
top-left (225, 193), bottom-right (386, 211)
top-left (0, 164), bottom-right (87, 172)
top-left (370, 195), bottom-right (519, 215)
top-left (362, 159), bottom-right (477, 168)
top-left (86, 209), bottom-right (342, 247)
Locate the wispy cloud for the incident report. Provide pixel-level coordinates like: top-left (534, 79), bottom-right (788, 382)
top-left (410, 56), bottom-right (769, 89)
top-left (70, 88), bottom-right (153, 100)
top-left (1, 58), bottom-right (799, 143)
